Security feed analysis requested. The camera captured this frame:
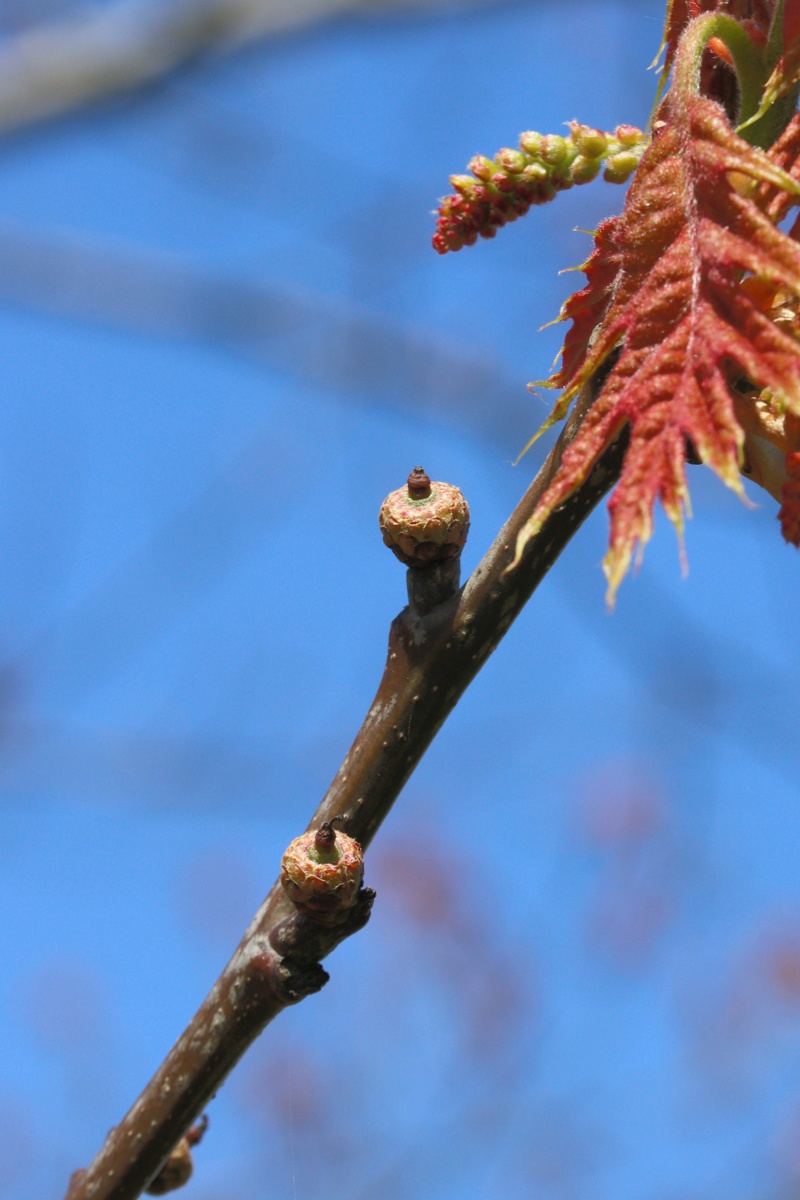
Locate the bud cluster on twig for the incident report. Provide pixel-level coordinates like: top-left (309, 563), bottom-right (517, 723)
top-left (432, 122), bottom-right (646, 254)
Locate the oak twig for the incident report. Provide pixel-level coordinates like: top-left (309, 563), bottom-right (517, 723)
top-left (65, 372), bottom-right (626, 1200)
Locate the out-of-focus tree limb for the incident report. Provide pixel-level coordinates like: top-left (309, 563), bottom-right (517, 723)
top-left (0, 219), bottom-right (533, 446)
top-left (0, 0), bottom-right (501, 136)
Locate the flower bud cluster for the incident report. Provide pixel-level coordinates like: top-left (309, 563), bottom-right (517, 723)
top-left (432, 122), bottom-right (645, 254)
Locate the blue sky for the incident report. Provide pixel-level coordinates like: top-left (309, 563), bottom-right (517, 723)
top-left (2, 2), bottom-right (800, 1198)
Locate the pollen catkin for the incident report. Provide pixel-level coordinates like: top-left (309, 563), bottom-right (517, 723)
top-left (432, 122), bottom-right (646, 254)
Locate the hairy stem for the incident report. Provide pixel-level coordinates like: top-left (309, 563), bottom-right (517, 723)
top-left (673, 12), bottom-right (767, 128)
top-left (65, 374), bottom-right (626, 1200)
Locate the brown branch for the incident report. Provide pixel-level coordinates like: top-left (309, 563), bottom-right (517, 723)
top-left (65, 373), bottom-right (626, 1200)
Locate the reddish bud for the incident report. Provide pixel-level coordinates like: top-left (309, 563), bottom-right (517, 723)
top-left (407, 465), bottom-right (432, 498)
top-left (539, 134), bottom-right (568, 165)
top-left (281, 823), bottom-right (364, 919)
top-left (521, 161), bottom-right (548, 183)
top-left (603, 150), bottom-right (640, 183)
top-left (519, 130), bottom-right (542, 156)
top-left (572, 124), bottom-right (607, 158)
top-left (450, 174), bottom-right (477, 195)
top-left (570, 154), bottom-right (602, 184)
top-left (551, 169), bottom-right (574, 191)
top-left (491, 171), bottom-right (516, 194)
top-left (146, 1118), bottom-right (207, 1196)
top-left (614, 124), bottom-right (644, 147)
top-left (468, 155), bottom-right (494, 181)
top-left (379, 471), bottom-right (470, 567)
top-left (146, 1145), bottom-right (192, 1195)
top-left (495, 147), bottom-right (526, 173)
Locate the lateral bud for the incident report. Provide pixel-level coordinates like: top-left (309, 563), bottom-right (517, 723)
top-left (146, 1117), bottom-right (208, 1196)
top-left (280, 821), bottom-right (364, 922)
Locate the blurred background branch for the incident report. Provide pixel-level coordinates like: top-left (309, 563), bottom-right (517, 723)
top-left (0, 0), bottom-right (503, 136)
top-left (0, 217), bottom-right (531, 444)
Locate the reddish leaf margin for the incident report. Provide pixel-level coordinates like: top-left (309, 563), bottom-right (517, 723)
top-left (511, 91), bottom-right (800, 602)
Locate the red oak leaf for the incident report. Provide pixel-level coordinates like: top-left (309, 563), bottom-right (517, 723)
top-left (780, 409), bottom-right (800, 540)
top-left (513, 89), bottom-right (800, 603)
top-left (755, 110), bottom-right (800, 219)
top-left (545, 217), bottom-right (623, 393)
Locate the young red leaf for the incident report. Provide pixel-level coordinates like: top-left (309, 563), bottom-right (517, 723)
top-left (785, 0), bottom-right (800, 51)
top-left (755, 109), bottom-right (800, 219)
top-left (780, 409), bottom-right (800, 541)
top-left (512, 90), bottom-right (800, 603)
top-left (545, 217), bottom-right (623, 395)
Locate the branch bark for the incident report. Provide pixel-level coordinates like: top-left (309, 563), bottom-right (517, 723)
top-left (65, 371), bottom-right (626, 1200)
